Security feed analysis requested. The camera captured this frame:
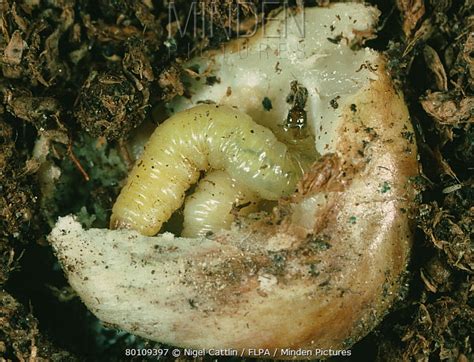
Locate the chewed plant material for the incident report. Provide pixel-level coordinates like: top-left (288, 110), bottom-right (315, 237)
top-left (49, 3), bottom-right (419, 359)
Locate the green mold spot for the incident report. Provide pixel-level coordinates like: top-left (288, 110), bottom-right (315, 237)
top-left (262, 97), bottom-right (273, 111)
top-left (380, 181), bottom-right (391, 193)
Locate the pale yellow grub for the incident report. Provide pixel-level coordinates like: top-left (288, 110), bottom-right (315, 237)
top-left (110, 104), bottom-right (313, 236)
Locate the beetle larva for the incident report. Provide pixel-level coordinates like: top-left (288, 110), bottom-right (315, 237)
top-left (110, 104), bottom-right (315, 236)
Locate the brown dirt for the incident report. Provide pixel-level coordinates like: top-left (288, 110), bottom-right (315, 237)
top-left (0, 0), bottom-right (472, 361)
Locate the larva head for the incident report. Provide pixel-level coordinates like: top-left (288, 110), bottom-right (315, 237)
top-left (50, 3), bottom-right (418, 358)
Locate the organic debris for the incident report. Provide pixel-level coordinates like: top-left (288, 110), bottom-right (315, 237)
top-left (0, 290), bottom-right (73, 360)
top-left (359, 0), bottom-right (474, 360)
top-left (402, 297), bottom-right (474, 361)
top-left (396, 0), bottom-right (425, 38)
top-left (74, 70), bottom-right (148, 140)
top-left (0, 119), bottom-right (40, 284)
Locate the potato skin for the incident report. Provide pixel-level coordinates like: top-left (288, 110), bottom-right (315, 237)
top-left (267, 62), bottom-right (418, 353)
top-left (49, 59), bottom-right (418, 358)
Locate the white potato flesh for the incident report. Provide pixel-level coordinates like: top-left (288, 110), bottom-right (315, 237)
top-left (169, 3), bottom-right (380, 155)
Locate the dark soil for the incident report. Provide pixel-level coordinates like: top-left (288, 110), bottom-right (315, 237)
top-left (1, 0), bottom-right (472, 361)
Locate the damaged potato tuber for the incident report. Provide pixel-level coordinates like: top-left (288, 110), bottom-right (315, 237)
top-left (49, 3), bottom-right (419, 358)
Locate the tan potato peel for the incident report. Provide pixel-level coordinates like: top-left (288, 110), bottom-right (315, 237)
top-left (49, 3), bottom-right (418, 358)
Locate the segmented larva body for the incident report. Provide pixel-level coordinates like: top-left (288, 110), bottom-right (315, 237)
top-left (110, 104), bottom-right (312, 236)
top-left (181, 118), bottom-right (317, 238)
top-left (182, 170), bottom-right (259, 237)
